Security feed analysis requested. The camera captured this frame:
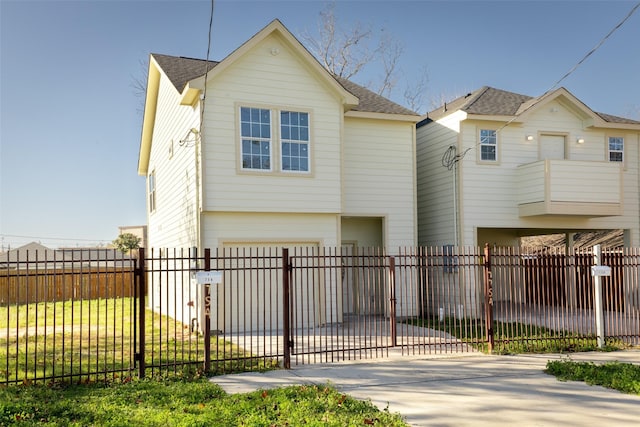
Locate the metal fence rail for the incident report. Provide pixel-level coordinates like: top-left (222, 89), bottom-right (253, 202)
top-left (1, 249), bottom-right (136, 384)
top-left (2, 245), bottom-right (639, 384)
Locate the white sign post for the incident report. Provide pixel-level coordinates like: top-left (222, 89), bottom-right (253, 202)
top-left (592, 245), bottom-right (606, 349)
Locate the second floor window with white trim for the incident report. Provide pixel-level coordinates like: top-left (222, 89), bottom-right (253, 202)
top-left (240, 107), bottom-right (271, 170)
top-left (608, 136), bottom-right (624, 162)
top-left (479, 129), bottom-right (497, 161)
top-left (281, 111), bottom-right (309, 172)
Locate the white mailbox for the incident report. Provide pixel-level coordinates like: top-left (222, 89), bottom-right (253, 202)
top-left (195, 271), bottom-right (223, 284)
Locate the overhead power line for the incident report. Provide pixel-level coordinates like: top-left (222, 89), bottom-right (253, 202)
top-left (442, 2), bottom-right (640, 170)
top-left (496, 1), bottom-right (640, 133)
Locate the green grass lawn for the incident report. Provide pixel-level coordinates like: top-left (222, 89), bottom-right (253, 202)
top-left (0, 378), bottom-right (408, 426)
top-left (545, 359), bottom-right (640, 395)
top-left (1, 298), bottom-right (276, 383)
top-left (408, 316), bottom-right (628, 354)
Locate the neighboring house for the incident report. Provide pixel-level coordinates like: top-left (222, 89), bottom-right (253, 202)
top-left (416, 86), bottom-right (640, 317)
top-left (137, 20), bottom-right (419, 331)
top-left (417, 86), bottom-right (640, 249)
top-left (0, 242), bottom-right (66, 269)
top-left (118, 225), bottom-right (148, 250)
top-left (0, 242), bottom-right (133, 269)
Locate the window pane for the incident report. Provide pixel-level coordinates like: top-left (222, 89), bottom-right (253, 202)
top-left (281, 112), bottom-right (289, 125)
top-left (282, 126), bottom-right (290, 139)
top-left (282, 142), bottom-right (290, 156)
top-left (299, 113), bottom-right (308, 126)
top-left (300, 127), bottom-right (308, 140)
top-left (241, 107), bottom-right (250, 122)
top-left (291, 126), bottom-right (299, 140)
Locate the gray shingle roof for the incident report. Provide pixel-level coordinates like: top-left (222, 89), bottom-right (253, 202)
top-left (151, 53), bottom-right (417, 116)
top-left (420, 86), bottom-right (640, 126)
top-left (152, 53), bottom-right (219, 93)
top-left (334, 76), bottom-right (417, 115)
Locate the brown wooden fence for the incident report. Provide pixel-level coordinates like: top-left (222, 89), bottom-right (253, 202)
top-left (0, 267), bottom-right (135, 305)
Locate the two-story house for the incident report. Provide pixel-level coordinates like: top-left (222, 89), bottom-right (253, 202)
top-left (137, 20), bottom-right (419, 332)
top-left (417, 86), bottom-right (640, 249)
top-left (417, 86), bottom-right (640, 317)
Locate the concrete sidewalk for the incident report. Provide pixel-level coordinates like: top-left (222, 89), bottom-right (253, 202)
top-left (211, 350), bottom-right (640, 427)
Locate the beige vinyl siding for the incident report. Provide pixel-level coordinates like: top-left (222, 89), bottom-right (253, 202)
top-left (416, 112), bottom-right (464, 246)
top-left (146, 72), bottom-right (201, 250)
top-left (457, 100), bottom-right (640, 246)
top-left (342, 118), bottom-right (416, 248)
top-left (202, 212), bottom-right (339, 249)
top-left (201, 33), bottom-right (342, 214)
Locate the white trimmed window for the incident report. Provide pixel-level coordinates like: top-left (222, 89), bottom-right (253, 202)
top-left (281, 111), bottom-right (309, 172)
top-left (479, 129), bottom-right (497, 161)
top-left (148, 170), bottom-right (156, 213)
top-left (240, 107), bottom-right (272, 170)
top-left (608, 136), bottom-right (624, 162)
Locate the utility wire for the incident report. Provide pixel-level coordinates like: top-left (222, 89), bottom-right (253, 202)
top-left (1, 234), bottom-right (111, 242)
top-left (201, 0), bottom-right (215, 124)
top-left (495, 1), bottom-right (640, 134)
top-left (441, 1), bottom-right (640, 169)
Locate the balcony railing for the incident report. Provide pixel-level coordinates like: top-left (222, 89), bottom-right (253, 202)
top-left (516, 159), bottom-right (622, 217)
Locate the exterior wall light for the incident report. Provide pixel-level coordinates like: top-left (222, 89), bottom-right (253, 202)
top-left (577, 137), bottom-right (585, 144)
top-left (526, 135), bottom-right (534, 141)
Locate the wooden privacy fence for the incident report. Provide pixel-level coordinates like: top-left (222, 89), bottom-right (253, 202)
top-left (1, 245), bottom-right (639, 384)
top-left (0, 268), bottom-right (135, 305)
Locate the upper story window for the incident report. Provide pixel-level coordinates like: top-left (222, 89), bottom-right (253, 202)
top-left (479, 129), bottom-right (497, 162)
top-left (281, 111), bottom-right (309, 172)
top-left (148, 170), bottom-right (156, 213)
top-left (608, 136), bottom-right (624, 162)
top-left (239, 106), bottom-right (311, 173)
top-left (240, 107), bottom-right (271, 170)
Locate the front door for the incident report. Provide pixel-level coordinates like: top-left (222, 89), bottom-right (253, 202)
top-left (539, 134), bottom-right (566, 160)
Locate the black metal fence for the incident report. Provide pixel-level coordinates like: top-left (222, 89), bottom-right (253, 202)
top-left (1, 245), bottom-right (639, 384)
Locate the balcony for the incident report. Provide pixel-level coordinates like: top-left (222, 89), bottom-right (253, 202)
top-left (516, 159), bottom-right (622, 217)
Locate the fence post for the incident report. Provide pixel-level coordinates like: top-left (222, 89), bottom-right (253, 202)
top-left (389, 256), bottom-right (397, 347)
top-left (282, 248), bottom-right (291, 369)
top-left (593, 245), bottom-right (604, 349)
top-left (203, 248), bottom-right (211, 374)
top-left (135, 248), bottom-right (146, 378)
top-left (483, 244), bottom-right (494, 353)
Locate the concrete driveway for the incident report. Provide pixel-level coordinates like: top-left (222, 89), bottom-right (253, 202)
top-left (212, 350), bottom-right (640, 427)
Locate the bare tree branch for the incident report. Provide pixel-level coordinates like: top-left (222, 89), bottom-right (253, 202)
top-left (403, 65), bottom-right (429, 114)
top-left (375, 32), bottom-right (403, 97)
top-left (131, 58), bottom-right (148, 115)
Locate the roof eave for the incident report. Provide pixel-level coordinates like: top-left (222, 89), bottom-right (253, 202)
top-left (137, 59), bottom-right (161, 176)
top-left (345, 110), bottom-right (421, 122)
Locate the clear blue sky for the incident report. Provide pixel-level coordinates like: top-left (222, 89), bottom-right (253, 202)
top-left (1, 0), bottom-right (639, 249)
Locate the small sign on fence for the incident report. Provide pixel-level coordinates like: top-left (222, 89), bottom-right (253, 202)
top-left (591, 265), bottom-right (611, 277)
top-left (195, 271), bottom-right (223, 284)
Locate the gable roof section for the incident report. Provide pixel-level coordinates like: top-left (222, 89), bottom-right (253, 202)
top-left (151, 55), bottom-right (415, 116)
top-left (139, 19), bottom-right (418, 175)
top-left (419, 86), bottom-right (640, 129)
top-left (152, 54), bottom-right (219, 93)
